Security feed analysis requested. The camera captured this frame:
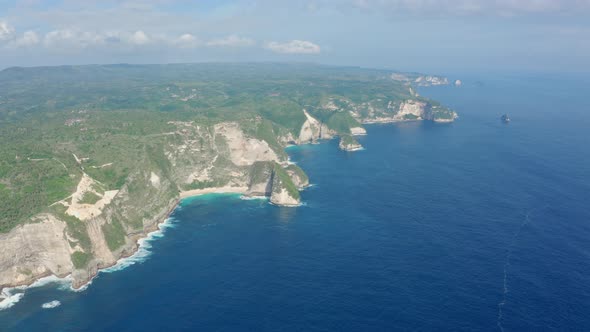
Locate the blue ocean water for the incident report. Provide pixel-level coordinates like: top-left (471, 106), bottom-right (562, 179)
top-left (1, 73), bottom-right (590, 331)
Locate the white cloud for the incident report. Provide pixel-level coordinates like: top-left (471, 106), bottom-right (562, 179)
top-left (0, 21), bottom-right (15, 41)
top-left (14, 31), bottom-right (40, 47)
top-left (44, 29), bottom-right (77, 47)
top-left (265, 40), bottom-right (321, 54)
top-left (175, 33), bottom-right (200, 48)
top-left (129, 30), bottom-right (150, 45)
top-left (206, 35), bottom-right (255, 47)
top-left (42, 29), bottom-right (122, 49)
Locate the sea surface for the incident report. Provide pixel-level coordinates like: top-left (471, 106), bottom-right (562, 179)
top-left (1, 73), bottom-right (590, 331)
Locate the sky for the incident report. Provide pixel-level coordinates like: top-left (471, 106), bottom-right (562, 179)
top-left (0, 0), bottom-right (589, 73)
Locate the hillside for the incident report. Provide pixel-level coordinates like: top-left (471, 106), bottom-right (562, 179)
top-left (0, 63), bottom-right (457, 292)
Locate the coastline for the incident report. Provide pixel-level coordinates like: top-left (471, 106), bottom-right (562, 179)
top-left (0, 117), bottom-right (456, 309)
top-left (0, 185), bottom-right (252, 309)
top-left (179, 186), bottom-right (248, 199)
top-left (76, 185), bottom-right (252, 289)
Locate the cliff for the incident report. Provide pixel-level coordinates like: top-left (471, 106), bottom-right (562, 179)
top-left (0, 119), bottom-right (307, 294)
top-left (339, 135), bottom-right (363, 152)
top-left (349, 99), bottom-right (457, 124)
top-left (0, 63), bottom-right (458, 301)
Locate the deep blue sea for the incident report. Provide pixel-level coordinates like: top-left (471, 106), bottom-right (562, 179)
top-left (1, 73), bottom-right (590, 331)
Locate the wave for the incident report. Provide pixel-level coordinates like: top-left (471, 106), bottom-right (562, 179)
top-left (0, 290), bottom-right (24, 311)
top-left (0, 216), bottom-right (178, 311)
top-left (41, 300), bottom-right (61, 309)
top-left (240, 195), bottom-right (268, 201)
top-left (101, 217), bottom-right (176, 274)
top-left (0, 274), bottom-right (75, 310)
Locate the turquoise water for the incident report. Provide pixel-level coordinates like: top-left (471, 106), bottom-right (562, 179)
top-left (1, 73), bottom-right (590, 331)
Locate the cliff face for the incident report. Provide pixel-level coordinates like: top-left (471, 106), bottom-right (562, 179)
top-left (298, 110), bottom-right (336, 144)
top-left (348, 99), bottom-right (457, 124)
top-left (269, 164), bottom-right (300, 207)
top-left (0, 65), bottom-right (458, 300)
top-left (0, 120), bottom-right (306, 294)
top-left (0, 214), bottom-right (73, 288)
top-left (339, 135), bottom-right (363, 152)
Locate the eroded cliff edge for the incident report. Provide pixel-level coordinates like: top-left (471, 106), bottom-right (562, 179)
top-left (0, 64), bottom-right (458, 298)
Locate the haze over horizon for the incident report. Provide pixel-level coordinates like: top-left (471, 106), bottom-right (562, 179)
top-left (1, 0), bottom-right (589, 74)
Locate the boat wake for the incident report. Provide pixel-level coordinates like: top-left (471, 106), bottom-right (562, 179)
top-left (497, 207), bottom-right (546, 331)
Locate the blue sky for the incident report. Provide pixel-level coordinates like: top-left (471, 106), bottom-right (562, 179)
top-left (0, 0), bottom-right (589, 73)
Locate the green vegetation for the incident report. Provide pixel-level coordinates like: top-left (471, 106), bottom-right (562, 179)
top-left (0, 63), bottom-right (454, 234)
top-left (340, 134), bottom-right (356, 146)
top-left (285, 164), bottom-right (309, 186)
top-left (273, 163), bottom-right (300, 200)
top-left (183, 180), bottom-right (226, 191)
top-left (249, 161), bottom-right (274, 186)
top-left (79, 191), bottom-right (102, 205)
top-left (102, 218), bottom-right (126, 251)
top-left (71, 251), bottom-right (91, 269)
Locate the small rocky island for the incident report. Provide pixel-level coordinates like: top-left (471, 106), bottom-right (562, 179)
top-left (501, 114), bottom-right (511, 123)
top-left (339, 135), bottom-right (363, 151)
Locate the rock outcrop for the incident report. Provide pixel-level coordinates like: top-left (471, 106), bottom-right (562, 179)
top-left (245, 161), bottom-right (306, 206)
top-left (350, 99), bottom-right (457, 124)
top-left (350, 127), bottom-right (367, 136)
top-left (339, 135), bottom-right (363, 152)
top-left (0, 214), bottom-right (73, 288)
top-left (0, 120), bottom-right (307, 295)
top-left (414, 75), bottom-right (449, 86)
top-left (269, 164), bottom-right (300, 206)
top-left (298, 110), bottom-right (335, 143)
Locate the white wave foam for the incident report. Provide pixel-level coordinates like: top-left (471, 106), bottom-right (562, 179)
top-left (240, 195), bottom-right (268, 201)
top-left (0, 290), bottom-right (24, 311)
top-left (23, 274), bottom-right (73, 291)
top-left (302, 183), bottom-right (316, 190)
top-left (41, 300), bottom-right (61, 309)
top-left (0, 217), bottom-right (178, 310)
top-left (101, 217), bottom-right (175, 274)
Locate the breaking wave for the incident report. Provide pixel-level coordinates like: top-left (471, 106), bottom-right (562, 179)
top-left (41, 300), bottom-right (61, 309)
top-left (0, 290), bottom-right (24, 311)
top-left (102, 217), bottom-right (176, 274)
top-left (240, 195), bottom-right (268, 200)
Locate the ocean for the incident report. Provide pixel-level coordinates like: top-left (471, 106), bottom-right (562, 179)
top-left (1, 73), bottom-right (589, 331)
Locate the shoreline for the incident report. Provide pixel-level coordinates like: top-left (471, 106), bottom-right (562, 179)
top-left (0, 185), bottom-right (252, 307)
top-left (178, 186), bottom-right (248, 199)
top-left (0, 117), bottom-right (457, 308)
top-left (75, 185), bottom-right (252, 289)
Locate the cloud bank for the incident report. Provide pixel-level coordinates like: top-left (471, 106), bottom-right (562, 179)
top-left (265, 40), bottom-right (321, 54)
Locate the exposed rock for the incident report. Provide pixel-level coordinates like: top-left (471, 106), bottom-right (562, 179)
top-left (350, 127), bottom-right (367, 136)
top-left (397, 100), bottom-right (428, 120)
top-left (0, 214), bottom-right (73, 289)
top-left (270, 188), bottom-right (299, 206)
top-left (298, 110), bottom-right (335, 144)
top-left (245, 161), bottom-right (274, 197)
top-left (285, 164), bottom-right (309, 189)
top-left (63, 174), bottom-right (119, 221)
top-left (149, 172), bottom-right (161, 188)
top-left (414, 75), bottom-right (449, 86)
top-left (269, 164), bottom-right (300, 207)
top-left (214, 122), bottom-right (279, 166)
top-left (245, 162), bottom-right (305, 204)
top-left (339, 135), bottom-right (363, 152)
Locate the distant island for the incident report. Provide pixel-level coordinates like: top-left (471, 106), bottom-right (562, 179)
top-left (0, 63), bottom-right (457, 298)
